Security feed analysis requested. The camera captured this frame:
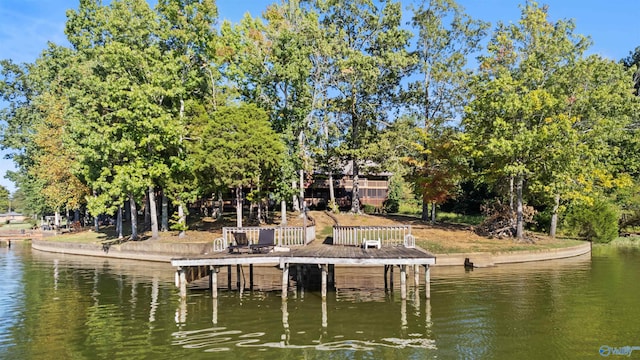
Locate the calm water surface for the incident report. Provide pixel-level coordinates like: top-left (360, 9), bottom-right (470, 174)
top-left (1, 242), bottom-right (639, 359)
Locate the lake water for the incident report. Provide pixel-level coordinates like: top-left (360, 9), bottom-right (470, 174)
top-left (1, 242), bottom-right (639, 359)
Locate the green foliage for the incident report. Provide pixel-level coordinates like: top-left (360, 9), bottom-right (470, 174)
top-left (169, 211), bottom-right (189, 232)
top-left (438, 212), bottom-right (484, 226)
top-left (0, 185), bottom-right (9, 212)
top-left (383, 177), bottom-right (401, 214)
top-left (195, 103), bottom-right (284, 191)
top-left (564, 199), bottom-right (620, 243)
top-left (327, 199), bottom-right (339, 214)
top-left (362, 204), bottom-right (376, 214)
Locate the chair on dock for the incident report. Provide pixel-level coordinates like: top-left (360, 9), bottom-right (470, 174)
top-left (250, 228), bottom-right (276, 254)
top-left (229, 232), bottom-right (250, 253)
top-left (362, 238), bottom-right (381, 249)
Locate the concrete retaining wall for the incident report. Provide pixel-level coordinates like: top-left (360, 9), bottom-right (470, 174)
top-left (31, 239), bottom-right (213, 263)
top-left (433, 242), bottom-right (591, 267)
top-left (31, 239), bottom-right (592, 266)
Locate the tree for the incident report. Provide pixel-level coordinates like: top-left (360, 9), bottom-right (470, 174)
top-left (156, 0), bottom-right (220, 236)
top-left (0, 185), bottom-right (9, 213)
top-left (406, 0), bottom-right (488, 221)
top-left (65, 0), bottom-right (184, 240)
top-left (195, 103), bottom-right (284, 227)
top-left (621, 46), bottom-right (640, 95)
top-left (463, 2), bottom-right (591, 241)
top-left (313, 0), bottom-right (412, 213)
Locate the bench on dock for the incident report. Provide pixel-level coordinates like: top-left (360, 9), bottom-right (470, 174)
top-left (228, 232), bottom-right (250, 253)
top-left (250, 228), bottom-right (276, 254)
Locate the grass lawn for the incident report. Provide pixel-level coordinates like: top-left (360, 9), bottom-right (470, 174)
top-left (36, 211), bottom-right (588, 255)
top-left (0, 222), bottom-right (35, 231)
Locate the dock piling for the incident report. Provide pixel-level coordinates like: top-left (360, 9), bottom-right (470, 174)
top-left (425, 265), bottom-right (431, 299)
top-left (321, 264), bottom-right (328, 299)
top-left (210, 266), bottom-right (218, 298)
top-left (400, 265), bottom-right (407, 300)
top-left (282, 263), bottom-right (289, 299)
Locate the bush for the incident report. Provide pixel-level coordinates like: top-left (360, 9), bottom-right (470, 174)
top-left (362, 204), bottom-right (376, 214)
top-left (383, 198), bottom-right (399, 213)
top-left (328, 200), bottom-right (339, 214)
top-left (564, 199), bottom-right (619, 243)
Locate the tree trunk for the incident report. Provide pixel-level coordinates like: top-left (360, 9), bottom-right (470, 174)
top-left (129, 193), bottom-right (138, 241)
top-left (509, 175), bottom-right (514, 213)
top-left (74, 209), bottom-right (80, 223)
top-left (161, 192), bottom-right (168, 232)
top-left (550, 193), bottom-right (560, 238)
top-left (299, 169), bottom-right (305, 211)
top-left (124, 198), bottom-right (130, 224)
top-left (144, 193), bottom-right (150, 232)
top-left (431, 201), bottom-right (436, 223)
top-left (149, 186), bottom-right (159, 239)
top-left (281, 199), bottom-right (287, 225)
top-left (292, 180), bottom-right (300, 212)
top-left (328, 172), bottom-right (335, 204)
top-left (54, 209), bottom-right (61, 230)
top-left (178, 204), bottom-right (186, 238)
top-left (218, 191), bottom-right (224, 219)
top-left (236, 185), bottom-right (243, 228)
top-left (515, 174), bottom-right (524, 240)
top-left (350, 161), bottom-right (361, 213)
top-left (116, 205), bottom-right (123, 239)
top-left (256, 201), bottom-right (262, 224)
top-left (421, 200), bottom-right (429, 221)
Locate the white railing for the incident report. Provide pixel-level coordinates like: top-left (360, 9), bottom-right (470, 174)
top-left (220, 225), bottom-right (315, 251)
top-left (332, 225), bottom-right (412, 247)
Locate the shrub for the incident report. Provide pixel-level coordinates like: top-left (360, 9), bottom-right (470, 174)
top-left (564, 199), bottom-right (619, 243)
top-left (328, 200), bottom-right (339, 214)
top-left (362, 204), bottom-right (376, 214)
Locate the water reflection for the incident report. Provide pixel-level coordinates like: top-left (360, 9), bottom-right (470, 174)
top-left (10, 243), bottom-right (640, 359)
top-left (172, 286), bottom-right (436, 354)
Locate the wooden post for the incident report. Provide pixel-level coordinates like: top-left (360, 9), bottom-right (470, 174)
top-left (425, 265), bottom-right (431, 299)
top-left (400, 265), bottom-right (407, 300)
top-left (322, 298), bottom-right (328, 328)
top-left (227, 265), bottom-right (232, 291)
top-left (236, 265), bottom-right (241, 291)
top-left (282, 263), bottom-right (289, 299)
top-left (414, 264), bottom-right (420, 288)
top-left (321, 264), bottom-right (328, 299)
top-left (249, 264), bottom-right (254, 290)
top-left (390, 265), bottom-right (394, 291)
top-left (401, 299), bottom-right (407, 329)
top-left (178, 268), bottom-right (187, 298)
top-left (211, 266), bottom-right (218, 299)
top-left (212, 298), bottom-right (218, 325)
top-left (384, 265), bottom-right (389, 292)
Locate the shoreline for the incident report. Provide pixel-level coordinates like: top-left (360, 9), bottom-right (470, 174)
top-left (29, 239), bottom-right (592, 267)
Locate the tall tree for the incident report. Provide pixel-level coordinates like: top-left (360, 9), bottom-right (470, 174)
top-left (313, 0), bottom-right (412, 213)
top-left (407, 0), bottom-right (488, 221)
top-left (621, 46), bottom-right (640, 95)
top-left (65, 0), bottom-right (183, 239)
top-left (195, 103), bottom-right (284, 227)
top-left (156, 0), bottom-right (220, 236)
top-left (464, 2), bottom-right (591, 240)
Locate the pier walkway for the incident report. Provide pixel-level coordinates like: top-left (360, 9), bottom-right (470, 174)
top-left (171, 244), bottom-right (436, 300)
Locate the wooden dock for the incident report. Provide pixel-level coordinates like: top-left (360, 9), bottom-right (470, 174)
top-left (171, 244), bottom-right (436, 300)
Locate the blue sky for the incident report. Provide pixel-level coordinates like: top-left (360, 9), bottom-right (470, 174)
top-left (0, 0), bottom-right (638, 194)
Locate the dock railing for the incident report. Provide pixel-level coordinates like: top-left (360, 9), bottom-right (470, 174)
top-left (332, 225), bottom-right (413, 247)
top-left (219, 225), bottom-right (315, 251)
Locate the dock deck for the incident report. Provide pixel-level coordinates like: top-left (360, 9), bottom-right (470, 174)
top-left (171, 244), bottom-right (436, 300)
